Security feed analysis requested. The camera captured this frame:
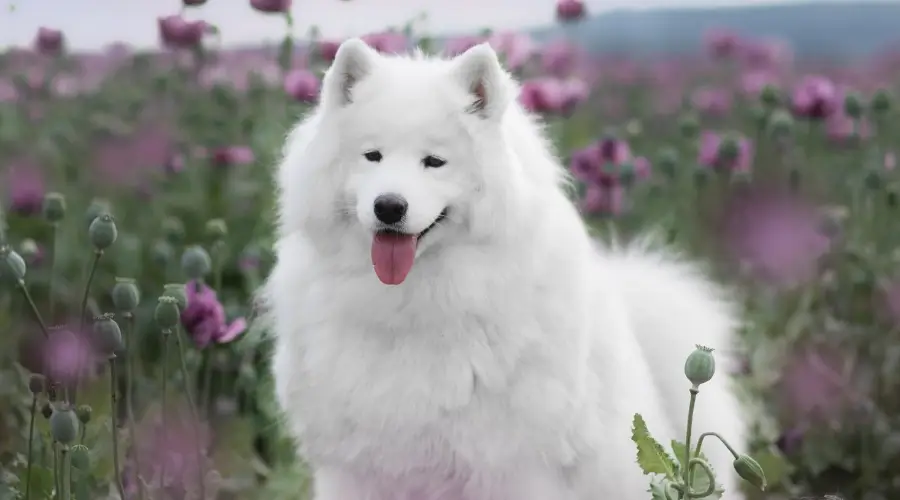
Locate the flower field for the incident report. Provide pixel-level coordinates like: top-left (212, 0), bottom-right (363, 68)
top-left (1, 1), bottom-right (899, 499)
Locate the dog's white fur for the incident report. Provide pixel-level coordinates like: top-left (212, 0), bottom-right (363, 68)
top-left (263, 39), bottom-right (747, 500)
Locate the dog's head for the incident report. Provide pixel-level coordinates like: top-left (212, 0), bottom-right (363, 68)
top-left (278, 39), bottom-right (536, 285)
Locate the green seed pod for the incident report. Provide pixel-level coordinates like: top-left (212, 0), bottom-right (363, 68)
top-left (155, 296), bottom-right (181, 330)
top-left (205, 218), bottom-right (228, 240)
top-left (162, 283), bottom-right (189, 311)
top-left (75, 404), bottom-right (92, 425)
top-left (50, 407), bottom-right (79, 445)
top-left (870, 89), bottom-right (892, 116)
top-left (88, 214), bottom-right (118, 250)
top-left (678, 113), bottom-right (699, 139)
top-left (84, 198), bottom-right (111, 227)
top-left (152, 240), bottom-right (175, 267)
top-left (41, 401), bottom-right (53, 419)
top-left (759, 84), bottom-right (780, 108)
top-left (42, 192), bottom-right (67, 223)
top-left (864, 169), bottom-right (882, 191)
top-left (70, 444), bottom-right (91, 470)
top-left (656, 148), bottom-right (678, 179)
top-left (162, 216), bottom-right (185, 244)
top-left (843, 92), bottom-right (864, 120)
top-left (93, 313), bottom-right (124, 356)
top-left (111, 277), bottom-right (140, 312)
top-left (28, 374), bottom-right (45, 394)
top-left (716, 135), bottom-right (740, 163)
top-left (766, 109), bottom-right (793, 139)
top-left (733, 454), bottom-right (767, 491)
top-left (684, 345), bottom-right (716, 387)
top-left (181, 245), bottom-right (212, 280)
top-left (0, 246), bottom-right (26, 282)
top-left (19, 239), bottom-right (40, 262)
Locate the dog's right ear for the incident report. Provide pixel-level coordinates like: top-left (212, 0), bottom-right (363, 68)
top-left (321, 38), bottom-right (378, 109)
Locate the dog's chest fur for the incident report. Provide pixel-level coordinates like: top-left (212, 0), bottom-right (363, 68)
top-left (272, 259), bottom-right (595, 479)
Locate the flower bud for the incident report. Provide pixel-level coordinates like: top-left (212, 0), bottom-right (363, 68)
top-left (759, 84), bottom-right (780, 108)
top-left (70, 444), bottom-right (91, 470)
top-left (93, 313), bottom-right (124, 356)
top-left (75, 404), bottom-right (92, 424)
top-left (684, 345), bottom-right (716, 387)
top-left (0, 245), bottom-right (26, 282)
top-left (163, 217), bottom-right (185, 244)
top-left (84, 198), bottom-right (111, 227)
top-left (88, 214), bottom-right (118, 250)
top-left (111, 277), bottom-right (140, 312)
top-left (181, 245), bottom-right (212, 280)
top-left (162, 283), bottom-right (189, 311)
top-left (206, 218), bottom-right (228, 240)
top-left (41, 402), bottom-right (53, 419)
top-left (29, 374), bottom-right (45, 394)
top-left (155, 296), bottom-right (181, 330)
top-left (50, 407), bottom-right (79, 445)
top-left (733, 454), bottom-right (767, 491)
top-left (42, 192), bottom-right (66, 223)
top-left (843, 92), bottom-right (864, 119)
top-left (870, 89), bottom-right (892, 116)
top-left (19, 239), bottom-right (40, 263)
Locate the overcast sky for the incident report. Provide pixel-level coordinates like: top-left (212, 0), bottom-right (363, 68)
top-left (1, 0), bottom-right (898, 51)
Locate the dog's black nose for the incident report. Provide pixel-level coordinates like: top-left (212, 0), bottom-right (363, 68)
top-left (373, 194), bottom-right (408, 225)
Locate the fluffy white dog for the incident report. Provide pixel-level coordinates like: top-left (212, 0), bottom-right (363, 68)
top-left (263, 38), bottom-right (747, 500)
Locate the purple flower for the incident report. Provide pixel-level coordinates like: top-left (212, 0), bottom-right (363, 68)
top-left (4, 164), bottom-right (45, 216)
top-left (283, 69), bottom-right (320, 103)
top-left (158, 15), bottom-right (209, 50)
top-left (790, 75), bottom-right (838, 120)
top-left (250, 0), bottom-right (291, 14)
top-left (181, 281), bottom-right (247, 349)
top-left (34, 27), bottom-right (64, 56)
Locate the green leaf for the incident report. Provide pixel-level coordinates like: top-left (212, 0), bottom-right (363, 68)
top-left (648, 476), bottom-right (677, 500)
top-left (670, 440), bottom-right (723, 499)
top-left (631, 413), bottom-right (678, 478)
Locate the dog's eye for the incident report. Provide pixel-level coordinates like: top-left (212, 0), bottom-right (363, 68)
top-left (363, 150), bottom-right (383, 162)
top-left (422, 155), bottom-right (446, 168)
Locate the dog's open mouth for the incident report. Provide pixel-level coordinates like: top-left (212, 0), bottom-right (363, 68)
top-left (371, 208), bottom-right (448, 286)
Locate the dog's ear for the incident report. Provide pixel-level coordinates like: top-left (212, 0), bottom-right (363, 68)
top-left (321, 38), bottom-right (378, 108)
top-left (449, 43), bottom-right (510, 120)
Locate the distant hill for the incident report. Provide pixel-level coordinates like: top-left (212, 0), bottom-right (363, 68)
top-left (534, 1), bottom-right (900, 58)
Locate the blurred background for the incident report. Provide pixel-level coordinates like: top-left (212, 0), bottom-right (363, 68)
top-left (2, 0), bottom-right (900, 499)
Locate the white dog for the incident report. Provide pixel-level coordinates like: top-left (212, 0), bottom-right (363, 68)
top-left (263, 38), bottom-right (747, 500)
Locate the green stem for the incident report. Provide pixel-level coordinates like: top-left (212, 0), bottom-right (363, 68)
top-left (124, 313), bottom-right (145, 500)
top-left (109, 357), bottom-right (126, 500)
top-left (72, 250), bottom-right (103, 404)
top-left (48, 222), bottom-right (58, 319)
top-left (201, 352), bottom-right (214, 418)
top-left (159, 330), bottom-right (170, 490)
top-left (79, 426), bottom-right (85, 445)
top-left (59, 446), bottom-right (70, 500)
top-left (693, 432), bottom-right (740, 460)
top-left (175, 327), bottom-right (207, 499)
top-left (17, 280), bottom-right (49, 338)
top-left (682, 387), bottom-right (698, 489)
top-left (685, 458), bottom-right (716, 498)
top-left (24, 396), bottom-right (37, 500)
top-left (53, 441), bottom-right (60, 500)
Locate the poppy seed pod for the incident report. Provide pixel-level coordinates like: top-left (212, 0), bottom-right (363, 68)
top-left (684, 345), bottom-right (716, 387)
top-left (28, 374), bottom-right (45, 394)
top-left (843, 92), bottom-right (864, 120)
top-left (111, 278), bottom-right (140, 312)
top-left (75, 404), bottom-right (92, 425)
top-left (42, 192), bottom-right (66, 223)
top-left (70, 444), bottom-right (91, 470)
top-left (93, 313), bottom-right (124, 356)
top-left (205, 218), bottom-right (228, 240)
top-left (50, 407), bottom-right (79, 445)
top-left (155, 296), bottom-right (181, 330)
top-left (89, 214), bottom-right (118, 250)
top-left (759, 84), bottom-right (780, 108)
top-left (181, 245), bottom-right (212, 280)
top-left (163, 283), bottom-right (189, 311)
top-left (41, 402), bottom-right (53, 419)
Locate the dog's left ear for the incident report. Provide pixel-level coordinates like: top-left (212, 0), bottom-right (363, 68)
top-left (449, 43), bottom-right (510, 120)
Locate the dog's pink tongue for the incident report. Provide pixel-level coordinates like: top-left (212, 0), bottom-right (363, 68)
top-left (371, 233), bottom-right (417, 285)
